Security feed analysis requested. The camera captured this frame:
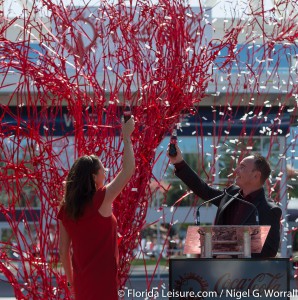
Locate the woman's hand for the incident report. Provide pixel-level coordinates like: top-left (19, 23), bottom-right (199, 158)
top-left (122, 116), bottom-right (135, 139)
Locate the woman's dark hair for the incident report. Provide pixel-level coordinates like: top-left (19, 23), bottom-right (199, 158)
top-left (62, 155), bottom-right (101, 220)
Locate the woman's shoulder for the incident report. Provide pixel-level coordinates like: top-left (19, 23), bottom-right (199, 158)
top-left (93, 186), bottom-right (107, 209)
top-left (57, 203), bottom-right (65, 220)
top-left (94, 186), bottom-right (106, 198)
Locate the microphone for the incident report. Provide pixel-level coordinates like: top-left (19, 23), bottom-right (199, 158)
top-left (196, 192), bottom-right (224, 225)
top-left (224, 189), bottom-right (260, 225)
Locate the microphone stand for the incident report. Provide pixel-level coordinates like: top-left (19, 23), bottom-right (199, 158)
top-left (196, 193), bottom-right (224, 225)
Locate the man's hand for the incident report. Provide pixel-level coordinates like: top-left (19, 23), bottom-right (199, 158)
top-left (166, 143), bottom-right (184, 164)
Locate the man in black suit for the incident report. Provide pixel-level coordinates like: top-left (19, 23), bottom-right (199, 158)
top-left (167, 144), bottom-right (282, 258)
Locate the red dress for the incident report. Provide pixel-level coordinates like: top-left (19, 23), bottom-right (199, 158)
top-left (58, 187), bottom-right (119, 300)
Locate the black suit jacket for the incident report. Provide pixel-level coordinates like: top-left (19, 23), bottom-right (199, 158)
top-left (175, 161), bottom-right (282, 258)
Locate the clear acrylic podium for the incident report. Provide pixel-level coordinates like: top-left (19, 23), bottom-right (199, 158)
top-left (184, 225), bottom-right (270, 258)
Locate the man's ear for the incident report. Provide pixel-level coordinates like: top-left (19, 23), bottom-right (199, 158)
top-left (254, 170), bottom-right (262, 182)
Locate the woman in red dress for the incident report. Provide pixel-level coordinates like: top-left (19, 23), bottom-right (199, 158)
top-left (58, 117), bottom-right (135, 300)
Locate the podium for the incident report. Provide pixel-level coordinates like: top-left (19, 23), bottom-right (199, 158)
top-left (169, 258), bottom-right (290, 300)
top-left (184, 225), bottom-right (270, 258)
top-left (169, 225), bottom-right (290, 300)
